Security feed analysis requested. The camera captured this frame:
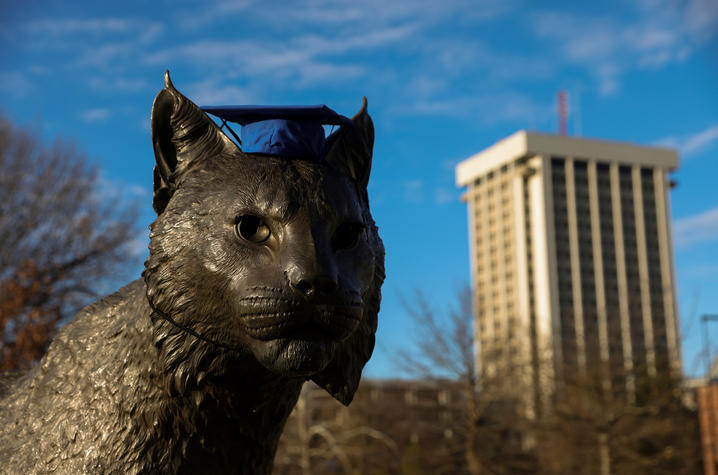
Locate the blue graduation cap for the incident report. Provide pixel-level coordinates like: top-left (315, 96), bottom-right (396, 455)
top-left (201, 105), bottom-right (353, 161)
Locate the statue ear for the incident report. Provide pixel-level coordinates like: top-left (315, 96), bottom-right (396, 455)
top-left (151, 70), bottom-right (240, 215)
top-left (325, 97), bottom-right (374, 190)
top-left (313, 99), bottom-right (379, 405)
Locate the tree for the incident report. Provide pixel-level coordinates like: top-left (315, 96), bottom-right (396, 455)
top-left (274, 382), bottom-right (402, 475)
top-left (0, 115), bottom-right (140, 370)
top-left (395, 289), bottom-right (701, 474)
top-left (535, 363), bottom-right (702, 475)
top-left (396, 287), bottom-right (537, 475)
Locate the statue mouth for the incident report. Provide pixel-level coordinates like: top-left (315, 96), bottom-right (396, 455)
top-left (237, 303), bottom-right (362, 341)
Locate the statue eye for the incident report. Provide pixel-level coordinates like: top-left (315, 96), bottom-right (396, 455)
top-left (333, 222), bottom-right (364, 251)
top-left (235, 215), bottom-right (271, 243)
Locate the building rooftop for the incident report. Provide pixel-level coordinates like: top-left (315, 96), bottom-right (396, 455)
top-left (455, 130), bottom-right (679, 187)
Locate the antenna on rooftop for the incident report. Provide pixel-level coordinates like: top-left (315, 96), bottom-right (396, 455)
top-left (558, 90), bottom-right (568, 136)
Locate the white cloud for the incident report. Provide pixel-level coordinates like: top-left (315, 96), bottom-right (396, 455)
top-left (655, 124), bottom-right (718, 156)
top-left (681, 125), bottom-right (718, 155)
top-left (271, 3), bottom-right (366, 25)
top-left (127, 236), bottom-right (149, 259)
top-left (20, 17), bottom-right (163, 48)
top-left (144, 39), bottom-right (302, 75)
top-left (598, 77), bottom-right (619, 96)
top-left (401, 179), bottom-right (425, 203)
top-left (147, 22), bottom-right (417, 72)
top-left (186, 78), bottom-right (254, 105)
top-left (405, 75), bottom-right (446, 99)
top-left (88, 76), bottom-right (149, 93)
top-left (405, 92), bottom-right (549, 126)
top-left (22, 18), bottom-right (136, 35)
top-left (529, 2), bottom-right (717, 95)
top-left (300, 23), bottom-right (420, 54)
top-left (175, 0), bottom-right (255, 29)
top-left (638, 0), bottom-right (718, 41)
top-left (15, 17), bottom-right (164, 76)
top-left (137, 23), bottom-right (165, 44)
top-left (80, 108), bottom-right (111, 123)
top-left (634, 27), bottom-right (678, 50)
top-left (419, 37), bottom-right (553, 85)
top-left (128, 184), bottom-right (149, 198)
top-left (252, 0), bottom-right (513, 29)
top-left (75, 43), bottom-right (141, 69)
top-left (292, 62), bottom-right (366, 86)
top-left (165, 0), bottom-right (516, 87)
top-left (0, 71), bottom-right (32, 97)
top-left (8, 2), bottom-right (523, 108)
top-left (144, 23), bottom-right (417, 90)
top-left (434, 187), bottom-right (458, 205)
top-left (597, 63), bottom-right (620, 96)
top-left (674, 206), bottom-right (718, 247)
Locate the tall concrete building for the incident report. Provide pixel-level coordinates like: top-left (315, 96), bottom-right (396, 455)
top-left (455, 131), bottom-right (680, 410)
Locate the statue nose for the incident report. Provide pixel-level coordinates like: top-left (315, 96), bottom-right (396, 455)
top-left (290, 275), bottom-right (338, 299)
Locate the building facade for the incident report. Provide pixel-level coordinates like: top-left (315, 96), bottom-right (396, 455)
top-left (274, 380), bottom-right (467, 474)
top-left (455, 131), bottom-right (680, 412)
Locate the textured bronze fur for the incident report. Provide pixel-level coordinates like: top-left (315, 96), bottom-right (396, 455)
top-left (0, 72), bottom-right (384, 474)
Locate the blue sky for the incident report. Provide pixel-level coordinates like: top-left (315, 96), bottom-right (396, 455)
top-left (1, 0), bottom-right (717, 379)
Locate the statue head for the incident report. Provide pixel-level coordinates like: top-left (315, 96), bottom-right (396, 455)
top-left (143, 72), bottom-right (384, 405)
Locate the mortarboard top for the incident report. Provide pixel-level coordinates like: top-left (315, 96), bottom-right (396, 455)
top-left (201, 105), bottom-right (352, 161)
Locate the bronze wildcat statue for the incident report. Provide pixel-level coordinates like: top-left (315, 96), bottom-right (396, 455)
top-left (0, 72), bottom-right (384, 474)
